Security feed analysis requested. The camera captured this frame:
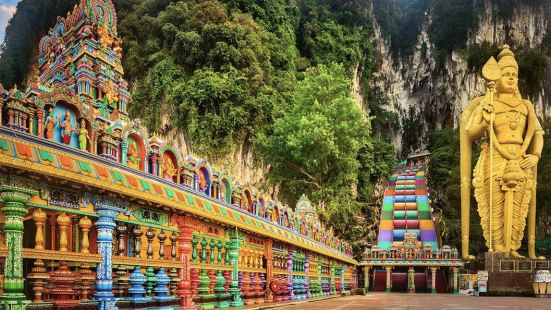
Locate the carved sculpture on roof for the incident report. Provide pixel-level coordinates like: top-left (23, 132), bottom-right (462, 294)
top-left (58, 110), bottom-right (74, 145)
top-left (77, 119), bottom-right (91, 150)
top-left (127, 142), bottom-right (140, 170)
top-left (44, 107), bottom-right (56, 139)
top-left (97, 23), bottom-right (113, 48)
top-left (162, 156), bottom-right (177, 181)
top-left (296, 194), bottom-right (317, 222)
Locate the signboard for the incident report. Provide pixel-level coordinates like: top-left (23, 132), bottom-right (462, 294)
top-left (518, 261), bottom-right (532, 272)
top-left (459, 274), bottom-right (478, 296)
top-left (500, 260), bottom-right (515, 272)
top-left (535, 261), bottom-right (550, 270)
top-left (477, 271), bottom-right (488, 293)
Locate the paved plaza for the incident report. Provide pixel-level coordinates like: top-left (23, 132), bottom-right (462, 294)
top-left (248, 294), bottom-right (551, 310)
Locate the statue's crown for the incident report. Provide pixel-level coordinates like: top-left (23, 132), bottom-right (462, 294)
top-left (497, 44), bottom-right (518, 70)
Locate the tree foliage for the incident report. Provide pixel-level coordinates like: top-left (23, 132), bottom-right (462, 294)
top-left (254, 64), bottom-right (394, 259)
top-left (254, 64), bottom-right (369, 206)
top-left (427, 129), bottom-right (485, 255)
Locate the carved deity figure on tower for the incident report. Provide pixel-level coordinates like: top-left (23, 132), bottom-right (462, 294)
top-left (44, 107), bottom-right (57, 139)
top-left (58, 111), bottom-right (74, 145)
top-left (162, 157), bottom-right (177, 181)
top-left (127, 142), bottom-right (141, 170)
top-left (77, 119), bottom-right (90, 150)
top-left (97, 23), bottom-right (113, 48)
top-left (460, 45), bottom-right (544, 260)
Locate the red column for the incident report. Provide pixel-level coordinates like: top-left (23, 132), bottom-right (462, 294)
top-left (36, 109), bottom-right (44, 138)
top-left (49, 216), bottom-right (57, 250)
top-left (175, 215), bottom-right (197, 310)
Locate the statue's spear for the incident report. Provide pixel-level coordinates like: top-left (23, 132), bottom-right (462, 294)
top-left (482, 57), bottom-right (501, 253)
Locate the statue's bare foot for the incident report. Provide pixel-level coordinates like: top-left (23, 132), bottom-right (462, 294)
top-left (510, 251), bottom-right (525, 258)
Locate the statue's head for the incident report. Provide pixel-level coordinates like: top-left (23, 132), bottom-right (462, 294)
top-left (496, 45), bottom-right (519, 94)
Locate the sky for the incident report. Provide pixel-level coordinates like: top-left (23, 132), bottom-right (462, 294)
top-left (0, 0), bottom-right (20, 43)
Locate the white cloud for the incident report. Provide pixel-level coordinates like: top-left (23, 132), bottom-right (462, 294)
top-left (0, 5), bottom-right (16, 16)
top-left (0, 5), bottom-right (17, 42)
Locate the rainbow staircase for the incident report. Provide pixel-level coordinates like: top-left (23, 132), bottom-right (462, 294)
top-left (377, 166), bottom-right (438, 250)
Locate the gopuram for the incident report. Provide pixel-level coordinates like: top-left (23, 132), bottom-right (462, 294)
top-left (360, 153), bottom-right (463, 293)
top-left (0, 1), bottom-right (357, 309)
top-left (460, 45), bottom-right (546, 292)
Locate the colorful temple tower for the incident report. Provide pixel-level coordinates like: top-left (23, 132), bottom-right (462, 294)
top-left (0, 1), bottom-right (357, 309)
top-left (360, 154), bottom-right (462, 294)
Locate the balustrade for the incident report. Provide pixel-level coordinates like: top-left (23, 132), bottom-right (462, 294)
top-left (14, 205), bottom-right (184, 309)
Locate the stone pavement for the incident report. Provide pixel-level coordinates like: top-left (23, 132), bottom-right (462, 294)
top-left (244, 293), bottom-right (551, 310)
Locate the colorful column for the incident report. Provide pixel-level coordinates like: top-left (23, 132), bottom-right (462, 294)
top-left (452, 267), bottom-right (459, 294)
top-left (150, 153), bottom-right (159, 176)
top-left (83, 194), bottom-right (126, 310)
top-left (330, 265), bottom-right (336, 295)
top-left (430, 267), bottom-right (437, 294)
top-left (175, 215), bottom-right (197, 309)
top-left (407, 267), bottom-right (415, 293)
top-left (385, 266), bottom-right (392, 293)
top-left (36, 109), bottom-right (44, 138)
top-left (0, 176), bottom-right (38, 310)
top-left (340, 267), bottom-right (345, 293)
top-left (287, 250), bottom-right (295, 300)
top-left (265, 240), bottom-right (273, 303)
top-left (120, 141), bottom-right (128, 166)
top-left (304, 254), bottom-right (311, 299)
top-left (228, 228), bottom-right (244, 307)
top-left (363, 266), bottom-right (370, 292)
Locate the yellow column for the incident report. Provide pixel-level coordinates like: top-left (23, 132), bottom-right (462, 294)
top-left (79, 216), bottom-right (92, 254)
top-left (385, 266), bottom-right (392, 293)
top-left (32, 209), bottom-right (47, 250)
top-left (452, 267), bottom-right (459, 294)
top-left (57, 212), bottom-right (71, 252)
top-left (363, 266), bottom-right (370, 292)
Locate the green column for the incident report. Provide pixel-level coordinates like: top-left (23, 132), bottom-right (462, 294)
top-left (0, 180), bottom-right (38, 309)
top-left (330, 265), bottom-right (336, 295)
top-left (228, 228), bottom-right (244, 307)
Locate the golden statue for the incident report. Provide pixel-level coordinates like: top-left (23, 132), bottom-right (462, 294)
top-left (97, 23), bottom-right (113, 48)
top-left (162, 157), bottom-right (177, 181)
top-left (127, 142), bottom-right (141, 170)
top-left (460, 45), bottom-right (544, 260)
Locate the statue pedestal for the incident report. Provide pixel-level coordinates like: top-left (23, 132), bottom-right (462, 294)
top-left (482, 252), bottom-right (550, 293)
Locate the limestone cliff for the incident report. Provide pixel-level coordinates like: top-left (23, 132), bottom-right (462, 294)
top-left (368, 0), bottom-right (550, 155)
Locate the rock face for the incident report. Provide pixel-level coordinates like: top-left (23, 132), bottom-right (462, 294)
top-left (369, 0), bottom-right (550, 155)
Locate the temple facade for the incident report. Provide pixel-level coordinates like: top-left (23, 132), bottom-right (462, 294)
top-left (360, 160), bottom-right (462, 293)
top-left (0, 1), bottom-right (357, 309)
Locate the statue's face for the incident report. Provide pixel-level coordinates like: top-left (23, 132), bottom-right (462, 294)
top-left (497, 66), bottom-right (518, 94)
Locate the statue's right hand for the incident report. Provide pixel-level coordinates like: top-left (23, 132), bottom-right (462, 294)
top-left (481, 99), bottom-right (493, 124)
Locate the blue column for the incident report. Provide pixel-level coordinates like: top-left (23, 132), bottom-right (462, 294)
top-left (84, 194), bottom-right (127, 310)
top-left (95, 206), bottom-right (121, 309)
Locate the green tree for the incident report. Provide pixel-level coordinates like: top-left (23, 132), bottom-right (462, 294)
top-left (254, 63), bottom-right (369, 207)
